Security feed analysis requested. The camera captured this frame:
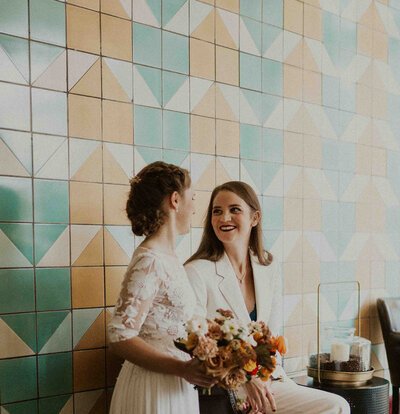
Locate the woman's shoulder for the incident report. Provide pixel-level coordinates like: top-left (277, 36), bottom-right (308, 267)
top-left (184, 258), bottom-right (216, 277)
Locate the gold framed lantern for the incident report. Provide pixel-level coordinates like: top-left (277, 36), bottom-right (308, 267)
top-left (307, 281), bottom-right (373, 387)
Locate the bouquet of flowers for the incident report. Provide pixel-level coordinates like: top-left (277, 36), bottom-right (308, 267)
top-left (174, 309), bottom-right (286, 392)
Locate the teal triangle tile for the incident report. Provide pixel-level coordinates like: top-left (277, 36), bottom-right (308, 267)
top-left (38, 395), bottom-right (71, 414)
top-left (339, 0), bottom-right (351, 14)
top-left (242, 159), bottom-right (262, 193)
top-left (163, 149), bottom-right (188, 166)
top-left (34, 224), bottom-right (67, 264)
top-left (338, 172), bottom-right (353, 199)
top-left (323, 231), bottom-right (339, 258)
top-left (30, 41), bottom-right (64, 83)
top-left (136, 146), bottom-right (162, 165)
top-left (321, 291), bottom-right (338, 320)
top-left (0, 400), bottom-right (38, 414)
top-left (337, 231), bottom-right (353, 258)
top-left (163, 0), bottom-right (187, 26)
top-left (262, 24), bottom-right (280, 56)
top-left (37, 311), bottom-right (70, 352)
top-left (0, 34), bottom-right (29, 83)
top-left (262, 162), bottom-right (280, 193)
top-left (1, 313), bottom-right (36, 352)
top-left (324, 107), bottom-right (342, 138)
top-left (324, 170), bottom-right (339, 197)
top-left (262, 94), bottom-right (280, 125)
top-left (146, 0), bottom-right (162, 26)
top-left (136, 65), bottom-right (162, 105)
top-left (262, 231), bottom-right (280, 252)
top-left (73, 308), bottom-right (102, 348)
top-left (0, 223), bottom-right (33, 264)
top-left (242, 16), bottom-right (262, 55)
top-left (338, 49), bottom-right (355, 70)
top-left (337, 290), bottom-right (355, 319)
top-left (163, 71), bottom-right (186, 106)
top-left (242, 89), bottom-right (262, 124)
top-left (39, 312), bottom-right (71, 354)
top-left (0, 130), bottom-right (32, 174)
top-left (324, 42), bottom-right (340, 66)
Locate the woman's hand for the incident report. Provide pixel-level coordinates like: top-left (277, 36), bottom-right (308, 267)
top-left (180, 358), bottom-right (218, 388)
top-left (244, 377), bottom-right (276, 413)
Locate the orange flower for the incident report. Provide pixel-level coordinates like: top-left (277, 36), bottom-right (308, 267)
top-left (253, 332), bottom-right (263, 342)
top-left (259, 367), bottom-right (272, 381)
top-left (186, 333), bottom-right (198, 351)
top-left (270, 336), bottom-right (287, 355)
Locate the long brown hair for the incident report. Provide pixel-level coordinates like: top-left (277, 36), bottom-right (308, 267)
top-left (186, 181), bottom-right (272, 266)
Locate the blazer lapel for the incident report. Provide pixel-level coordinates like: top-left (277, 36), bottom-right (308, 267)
top-left (251, 255), bottom-right (274, 323)
top-left (216, 253), bottom-right (250, 322)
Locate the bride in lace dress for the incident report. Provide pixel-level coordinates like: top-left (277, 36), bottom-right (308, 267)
top-left (108, 162), bottom-right (216, 414)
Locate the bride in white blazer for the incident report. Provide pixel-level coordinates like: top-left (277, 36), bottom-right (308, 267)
top-left (185, 181), bottom-right (350, 414)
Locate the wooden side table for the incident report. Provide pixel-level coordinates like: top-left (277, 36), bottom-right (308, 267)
top-left (294, 376), bottom-right (389, 414)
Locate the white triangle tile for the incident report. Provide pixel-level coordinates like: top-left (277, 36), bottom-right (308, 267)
top-left (240, 18), bottom-right (259, 56)
top-left (263, 31), bottom-right (283, 62)
top-left (319, 172), bottom-right (338, 201)
top-left (340, 233), bottom-right (369, 261)
top-left (283, 294), bottom-right (302, 324)
top-left (218, 83), bottom-right (240, 120)
top-left (120, 0), bottom-right (132, 17)
top-left (1, 130), bottom-right (31, 174)
top-left (283, 165), bottom-right (302, 196)
top-left (380, 3), bottom-right (400, 38)
top-left (0, 140), bottom-right (30, 176)
top-left (283, 31), bottom-right (301, 61)
top-left (283, 99), bottom-right (302, 130)
top-left (36, 140), bottom-right (68, 180)
top-left (71, 225), bottom-right (101, 264)
top-left (341, 116), bottom-right (359, 143)
top-left (240, 161), bottom-right (259, 191)
top-left (191, 153), bottom-right (213, 184)
top-left (304, 231), bottom-right (321, 259)
top-left (319, 294), bottom-right (338, 323)
top-left (33, 51), bottom-right (66, 91)
top-left (240, 91), bottom-right (260, 125)
top-left (104, 58), bottom-right (133, 100)
top-left (0, 229), bottom-right (31, 267)
top-left (37, 228), bottom-right (70, 267)
top-left (338, 291), bottom-right (359, 321)
top-left (305, 103), bottom-right (337, 139)
top-left (264, 99), bottom-right (283, 129)
top-left (68, 50), bottom-right (98, 90)
top-left (164, 1), bottom-right (189, 35)
top-left (39, 313), bottom-right (71, 354)
top-left (190, 0), bottom-right (213, 34)
top-left (263, 166), bottom-right (283, 196)
top-left (133, 0), bottom-right (160, 26)
top-left (373, 120), bottom-right (400, 151)
top-left (164, 77), bottom-right (189, 112)
top-left (133, 66), bottom-right (161, 108)
top-left (304, 38), bottom-right (322, 71)
top-left (218, 156), bottom-right (239, 180)
top-left (0, 47), bottom-right (27, 84)
top-left (319, 234), bottom-right (337, 261)
top-left (375, 61), bottom-right (400, 94)
top-left (0, 318), bottom-right (35, 358)
top-left (104, 142), bottom-right (134, 178)
top-left (33, 134), bottom-right (66, 174)
top-left (372, 177), bottom-right (399, 207)
top-left (321, 46), bottom-right (339, 77)
top-left (190, 77), bottom-right (213, 111)
top-left (340, 0), bottom-right (358, 20)
top-left (106, 226), bottom-right (134, 257)
top-left (283, 230), bottom-right (302, 261)
top-left (134, 147), bottom-right (147, 173)
top-left (349, 55), bottom-right (370, 83)
top-left (268, 231), bottom-right (283, 262)
top-left (372, 234), bottom-right (399, 260)
top-left (69, 138), bottom-right (101, 178)
top-left (218, 8), bottom-right (239, 48)
top-left (340, 175), bottom-right (369, 202)
top-left (318, 0), bottom-right (339, 15)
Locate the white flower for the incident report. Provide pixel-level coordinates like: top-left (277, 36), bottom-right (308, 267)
top-left (221, 320), bottom-right (240, 340)
top-left (185, 315), bottom-right (208, 336)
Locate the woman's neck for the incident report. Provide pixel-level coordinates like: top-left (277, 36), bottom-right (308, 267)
top-left (224, 243), bottom-right (250, 274)
top-left (141, 221), bottom-right (178, 255)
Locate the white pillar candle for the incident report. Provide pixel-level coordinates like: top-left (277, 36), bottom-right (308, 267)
top-left (330, 343), bottom-right (350, 362)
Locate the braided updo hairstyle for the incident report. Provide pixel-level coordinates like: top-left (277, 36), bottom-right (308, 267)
top-left (126, 161), bottom-right (191, 236)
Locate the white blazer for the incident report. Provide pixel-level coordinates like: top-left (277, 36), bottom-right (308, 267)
top-left (185, 253), bottom-right (285, 378)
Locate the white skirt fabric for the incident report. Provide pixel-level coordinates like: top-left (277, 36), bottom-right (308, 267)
top-left (109, 361), bottom-right (200, 414)
top-left (268, 378), bottom-right (350, 414)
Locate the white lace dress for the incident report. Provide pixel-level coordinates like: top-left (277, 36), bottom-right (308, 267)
top-left (108, 247), bottom-right (199, 414)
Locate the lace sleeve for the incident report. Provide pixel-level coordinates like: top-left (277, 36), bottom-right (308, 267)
top-left (108, 254), bottom-right (163, 343)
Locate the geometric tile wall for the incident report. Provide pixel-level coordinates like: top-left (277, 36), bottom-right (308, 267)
top-left (1, 0), bottom-right (399, 411)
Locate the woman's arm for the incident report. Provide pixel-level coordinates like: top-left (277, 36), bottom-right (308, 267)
top-left (110, 337), bottom-right (215, 387)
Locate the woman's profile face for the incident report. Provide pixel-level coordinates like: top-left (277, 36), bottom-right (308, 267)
top-left (176, 186), bottom-right (196, 235)
top-left (211, 190), bottom-right (259, 247)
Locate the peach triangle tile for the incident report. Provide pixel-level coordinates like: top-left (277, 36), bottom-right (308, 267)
top-left (103, 147), bottom-right (130, 184)
top-left (285, 174), bottom-right (303, 198)
top-left (33, 51), bottom-right (67, 91)
top-left (102, 59), bottom-right (130, 102)
top-left (0, 139), bottom-right (30, 176)
top-left (286, 301), bottom-right (303, 326)
top-left (75, 390), bottom-right (104, 414)
top-left (359, 62), bottom-right (373, 86)
top-left (102, 0), bottom-right (130, 18)
top-left (68, 50), bottom-right (98, 89)
top-left (302, 175), bottom-right (320, 200)
top-left (286, 105), bottom-right (305, 134)
top-left (286, 237), bottom-right (303, 262)
top-left (70, 58), bottom-right (101, 97)
top-left (216, 158), bottom-right (231, 184)
top-left (194, 161), bottom-right (215, 191)
top-left (192, 9), bottom-right (214, 42)
top-left (104, 228), bottom-right (130, 265)
top-left (358, 120), bottom-right (373, 146)
top-left (216, 9), bottom-right (237, 49)
top-left (75, 311), bottom-right (105, 350)
top-left (216, 84), bottom-right (237, 121)
top-left (192, 83), bottom-right (215, 117)
top-left (71, 226), bottom-right (100, 262)
top-left (72, 145), bottom-right (103, 182)
top-left (303, 41), bottom-right (319, 72)
top-left (302, 106), bottom-right (320, 136)
top-left (37, 228), bottom-right (70, 267)
top-left (372, 64), bottom-right (385, 91)
top-left (60, 396), bottom-right (74, 414)
top-left (73, 229), bottom-right (103, 266)
top-left (285, 38), bottom-right (303, 67)
top-left (0, 318), bottom-right (35, 358)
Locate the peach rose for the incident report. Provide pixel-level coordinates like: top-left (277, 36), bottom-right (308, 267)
top-left (219, 368), bottom-right (247, 389)
top-left (193, 336), bottom-right (218, 361)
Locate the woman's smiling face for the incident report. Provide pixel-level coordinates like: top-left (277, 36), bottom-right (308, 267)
top-left (211, 190), bottom-right (260, 247)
